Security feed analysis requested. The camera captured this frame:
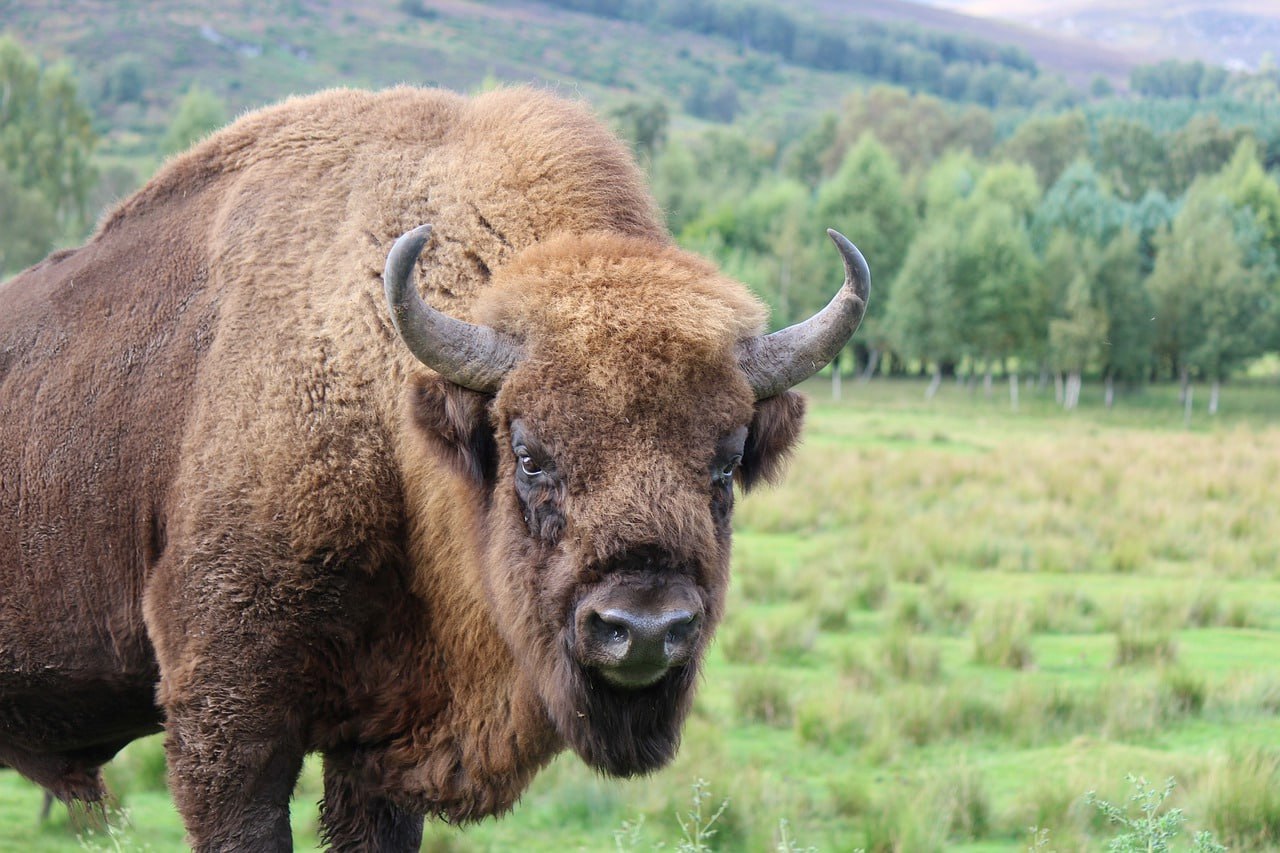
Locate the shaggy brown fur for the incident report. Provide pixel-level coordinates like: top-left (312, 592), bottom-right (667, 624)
top-left (0, 86), bottom-right (809, 850)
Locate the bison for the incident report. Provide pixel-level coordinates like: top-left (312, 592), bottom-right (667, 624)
top-left (0, 86), bottom-right (868, 850)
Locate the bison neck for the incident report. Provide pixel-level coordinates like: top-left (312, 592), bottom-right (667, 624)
top-left (338, 460), bottom-right (560, 822)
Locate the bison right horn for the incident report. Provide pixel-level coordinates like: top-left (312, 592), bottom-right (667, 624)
top-left (735, 229), bottom-right (871, 401)
top-left (383, 224), bottom-right (522, 393)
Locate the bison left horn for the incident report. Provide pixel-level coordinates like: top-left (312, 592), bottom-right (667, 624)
top-left (736, 229), bottom-right (871, 400)
top-left (383, 224), bottom-right (522, 393)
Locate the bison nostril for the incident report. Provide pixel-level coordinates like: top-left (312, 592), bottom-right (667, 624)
top-left (665, 613), bottom-right (698, 652)
top-left (589, 612), bottom-right (631, 649)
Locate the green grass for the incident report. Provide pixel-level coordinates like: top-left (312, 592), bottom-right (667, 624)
top-left (6, 377), bottom-right (1280, 850)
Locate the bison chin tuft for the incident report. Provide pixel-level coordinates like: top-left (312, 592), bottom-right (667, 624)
top-left (543, 633), bottom-right (699, 777)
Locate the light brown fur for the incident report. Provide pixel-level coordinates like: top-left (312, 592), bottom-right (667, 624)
top-left (0, 86), bottom-right (807, 851)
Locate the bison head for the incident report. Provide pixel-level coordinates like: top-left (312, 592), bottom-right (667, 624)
top-left (385, 226), bottom-right (868, 777)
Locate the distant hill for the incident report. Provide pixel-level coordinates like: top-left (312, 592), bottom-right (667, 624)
top-left (4, 0), bottom-right (1142, 120)
top-left (917, 0), bottom-right (1280, 72)
top-left (4, 0), bottom-right (1231, 174)
top-left (799, 0), bottom-right (1142, 87)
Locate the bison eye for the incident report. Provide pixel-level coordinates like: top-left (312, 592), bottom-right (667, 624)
top-left (715, 456), bottom-right (741, 483)
top-left (518, 453), bottom-right (543, 478)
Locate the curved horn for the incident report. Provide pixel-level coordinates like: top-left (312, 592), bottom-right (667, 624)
top-left (383, 224), bottom-right (521, 393)
top-left (736, 229), bottom-right (871, 400)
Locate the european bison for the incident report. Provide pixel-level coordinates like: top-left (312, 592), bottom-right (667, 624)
top-left (0, 86), bottom-right (868, 850)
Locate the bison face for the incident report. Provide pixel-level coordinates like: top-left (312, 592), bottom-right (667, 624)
top-left (410, 342), bottom-right (806, 777)
top-left (389, 228), bottom-right (867, 777)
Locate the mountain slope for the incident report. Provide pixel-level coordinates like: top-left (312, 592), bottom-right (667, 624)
top-left (921, 0), bottom-right (1280, 71)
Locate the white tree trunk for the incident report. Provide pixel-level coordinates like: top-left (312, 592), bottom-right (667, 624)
top-left (1009, 371), bottom-right (1019, 412)
top-left (859, 348), bottom-right (880, 383)
top-left (1184, 382), bottom-right (1194, 428)
top-left (1209, 377), bottom-right (1220, 415)
top-left (925, 365), bottom-right (942, 401)
top-left (983, 366), bottom-right (993, 399)
top-left (1179, 364), bottom-right (1190, 405)
top-left (1104, 374), bottom-right (1114, 410)
top-left (1054, 372), bottom-right (1064, 406)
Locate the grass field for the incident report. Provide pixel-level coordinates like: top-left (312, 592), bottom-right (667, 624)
top-left (4, 376), bottom-right (1280, 851)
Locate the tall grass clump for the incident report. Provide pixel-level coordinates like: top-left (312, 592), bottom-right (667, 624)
top-left (719, 609), bottom-right (818, 665)
top-left (793, 692), bottom-right (873, 751)
top-left (1201, 746), bottom-right (1280, 849)
top-left (877, 629), bottom-right (942, 682)
top-left (1114, 624), bottom-right (1179, 667)
top-left (859, 786), bottom-right (946, 853)
top-left (970, 600), bottom-right (1034, 669)
top-left (732, 670), bottom-right (793, 728)
top-left (929, 763), bottom-right (991, 841)
top-left (1158, 668), bottom-right (1208, 718)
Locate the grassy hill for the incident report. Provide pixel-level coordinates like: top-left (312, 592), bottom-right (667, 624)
top-left (1, 0), bottom-right (1147, 173)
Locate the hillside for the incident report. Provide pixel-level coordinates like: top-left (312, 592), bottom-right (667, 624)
top-left (803, 0), bottom-right (1142, 86)
top-left (923, 0), bottom-right (1280, 71)
top-left (1, 0), bottom-right (1151, 168)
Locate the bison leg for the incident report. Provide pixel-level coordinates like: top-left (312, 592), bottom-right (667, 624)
top-left (320, 752), bottom-right (424, 852)
top-left (163, 716), bottom-right (303, 853)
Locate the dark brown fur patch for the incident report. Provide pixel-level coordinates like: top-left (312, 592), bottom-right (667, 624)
top-left (409, 376), bottom-right (498, 487)
top-left (739, 391), bottom-right (807, 491)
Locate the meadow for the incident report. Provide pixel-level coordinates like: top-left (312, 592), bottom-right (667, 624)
top-left (4, 376), bottom-right (1280, 851)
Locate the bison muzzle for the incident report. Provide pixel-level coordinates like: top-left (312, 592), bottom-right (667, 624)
top-left (0, 86), bottom-right (868, 851)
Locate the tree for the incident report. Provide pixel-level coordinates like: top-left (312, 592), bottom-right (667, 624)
top-left (944, 197), bottom-right (1043, 403)
top-left (973, 160), bottom-right (1040, 225)
top-left (815, 134), bottom-right (916, 377)
top-left (608, 98), bottom-right (669, 164)
top-left (920, 149), bottom-right (981, 220)
top-left (1147, 186), bottom-right (1273, 411)
top-left (783, 112), bottom-right (837, 188)
top-left (884, 220), bottom-right (963, 398)
top-left (1165, 115), bottom-right (1247, 197)
top-left (1032, 160), bottom-right (1126, 252)
top-left (0, 167), bottom-right (58, 276)
top-left (1043, 232), bottom-right (1105, 409)
top-left (163, 86), bottom-right (228, 155)
top-left (0, 35), bottom-right (97, 233)
top-left (1094, 117), bottom-right (1167, 201)
top-left (826, 86), bottom-right (994, 177)
top-left (997, 110), bottom-right (1087, 190)
top-left (1093, 229), bottom-right (1153, 403)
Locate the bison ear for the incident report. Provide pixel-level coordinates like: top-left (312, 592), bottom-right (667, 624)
top-left (409, 376), bottom-right (499, 487)
top-left (737, 391), bottom-right (806, 493)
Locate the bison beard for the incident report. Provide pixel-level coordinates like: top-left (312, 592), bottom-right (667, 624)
top-left (547, 629), bottom-right (697, 776)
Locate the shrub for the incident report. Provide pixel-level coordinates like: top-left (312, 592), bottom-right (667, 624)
top-left (1086, 775), bottom-right (1225, 853)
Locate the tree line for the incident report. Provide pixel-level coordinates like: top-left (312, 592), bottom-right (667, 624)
top-left (624, 82), bottom-right (1280, 411)
top-left (542, 0), bottom-right (1067, 109)
top-left (5, 29), bottom-right (1280, 414)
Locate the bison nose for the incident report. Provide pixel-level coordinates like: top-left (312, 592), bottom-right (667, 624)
top-left (583, 608), bottom-right (701, 689)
